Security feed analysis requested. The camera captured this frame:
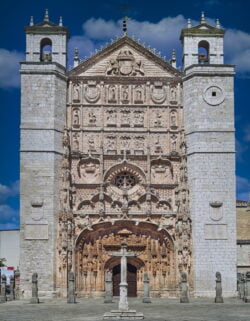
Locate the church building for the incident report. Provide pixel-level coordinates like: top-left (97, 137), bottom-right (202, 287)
top-left (20, 10), bottom-right (237, 298)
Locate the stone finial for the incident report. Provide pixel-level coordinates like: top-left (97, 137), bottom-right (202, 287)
top-left (59, 16), bottom-right (63, 26)
top-left (216, 19), bottom-right (221, 29)
top-left (171, 49), bottom-right (177, 68)
top-left (201, 11), bottom-right (206, 24)
top-left (187, 18), bottom-right (192, 28)
top-left (29, 16), bottom-right (34, 26)
top-left (73, 48), bottom-right (80, 68)
top-left (123, 16), bottom-right (128, 36)
top-left (44, 9), bottom-right (49, 22)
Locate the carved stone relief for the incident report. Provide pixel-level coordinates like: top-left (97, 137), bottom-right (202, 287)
top-left (106, 109), bottom-right (117, 127)
top-left (106, 50), bottom-right (144, 76)
top-left (84, 81), bottom-right (100, 103)
top-left (72, 132), bottom-right (80, 151)
top-left (72, 108), bottom-right (80, 128)
top-left (151, 82), bottom-right (166, 104)
top-left (134, 85), bottom-right (144, 104)
top-left (77, 157), bottom-right (100, 184)
top-left (72, 83), bottom-right (81, 102)
top-left (88, 109), bottom-right (97, 126)
top-left (121, 85), bottom-right (130, 103)
top-left (170, 110), bottom-right (178, 129)
top-left (133, 110), bottom-right (144, 127)
top-left (120, 109), bottom-right (131, 127)
top-left (108, 85), bottom-right (117, 103)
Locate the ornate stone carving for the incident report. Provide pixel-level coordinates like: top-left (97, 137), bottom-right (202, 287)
top-left (88, 109), bottom-right (97, 126)
top-left (87, 135), bottom-right (96, 152)
top-left (72, 108), bottom-right (80, 128)
top-left (151, 82), bottom-right (166, 104)
top-left (77, 156), bottom-right (100, 183)
top-left (106, 136), bottom-right (117, 154)
top-left (154, 111), bottom-right (162, 127)
top-left (72, 132), bottom-right (80, 151)
top-left (121, 109), bottom-right (131, 127)
top-left (72, 83), bottom-right (80, 102)
top-left (121, 85), bottom-right (129, 103)
top-left (154, 135), bottom-right (163, 154)
top-left (120, 136), bottom-right (131, 151)
top-left (133, 110), bottom-right (144, 127)
top-left (108, 85), bottom-right (117, 102)
top-left (84, 81), bottom-right (100, 103)
top-left (170, 134), bottom-right (177, 152)
top-left (106, 109), bottom-right (117, 127)
top-left (170, 86), bottom-right (177, 102)
top-left (170, 110), bottom-right (178, 129)
top-left (151, 158), bottom-right (173, 184)
top-left (134, 136), bottom-right (145, 154)
top-left (134, 85), bottom-right (144, 103)
top-left (106, 50), bottom-right (144, 76)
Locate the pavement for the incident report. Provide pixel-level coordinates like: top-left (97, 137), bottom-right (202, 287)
top-left (0, 297), bottom-right (249, 321)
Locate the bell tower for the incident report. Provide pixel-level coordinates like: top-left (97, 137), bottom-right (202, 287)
top-left (181, 13), bottom-right (237, 297)
top-left (20, 10), bottom-right (69, 297)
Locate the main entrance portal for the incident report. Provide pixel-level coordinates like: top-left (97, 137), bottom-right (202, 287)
top-left (113, 263), bottom-right (137, 297)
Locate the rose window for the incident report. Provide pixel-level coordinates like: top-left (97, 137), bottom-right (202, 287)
top-left (114, 172), bottom-right (137, 190)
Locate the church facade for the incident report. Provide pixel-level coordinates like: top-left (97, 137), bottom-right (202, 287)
top-left (20, 11), bottom-right (237, 298)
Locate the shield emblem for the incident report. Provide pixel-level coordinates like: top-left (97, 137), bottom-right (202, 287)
top-left (85, 85), bottom-right (100, 102)
top-left (119, 60), bottom-right (133, 75)
top-left (151, 86), bottom-right (166, 103)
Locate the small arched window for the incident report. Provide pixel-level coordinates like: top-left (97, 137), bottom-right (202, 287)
top-left (40, 38), bottom-right (52, 62)
top-left (198, 40), bottom-right (209, 64)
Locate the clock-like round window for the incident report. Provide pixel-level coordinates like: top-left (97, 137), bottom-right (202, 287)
top-left (203, 85), bottom-right (225, 106)
top-left (114, 171), bottom-right (137, 190)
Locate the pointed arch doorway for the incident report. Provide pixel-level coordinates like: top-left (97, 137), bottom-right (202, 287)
top-left (113, 263), bottom-right (137, 297)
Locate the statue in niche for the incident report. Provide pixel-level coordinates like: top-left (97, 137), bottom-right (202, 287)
top-left (106, 109), bottom-right (117, 126)
top-left (109, 86), bottom-right (116, 101)
top-left (135, 136), bottom-right (144, 150)
top-left (62, 128), bottom-right (70, 155)
top-left (107, 137), bottom-right (116, 150)
top-left (72, 133), bottom-right (80, 151)
top-left (72, 109), bottom-right (80, 127)
top-left (170, 134), bottom-right (177, 151)
top-left (88, 110), bottom-right (96, 125)
top-left (155, 135), bottom-right (163, 153)
top-left (135, 86), bottom-right (143, 102)
top-left (170, 111), bottom-right (177, 127)
top-left (121, 85), bottom-right (129, 101)
top-left (73, 84), bottom-right (80, 101)
top-left (88, 135), bottom-right (96, 152)
top-left (134, 111), bottom-right (144, 127)
top-left (154, 111), bottom-right (162, 127)
top-left (107, 59), bottom-right (119, 75)
top-left (170, 87), bottom-right (177, 101)
top-left (121, 136), bottom-right (131, 150)
top-left (121, 110), bottom-right (130, 126)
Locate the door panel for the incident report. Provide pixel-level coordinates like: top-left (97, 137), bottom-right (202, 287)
top-left (112, 264), bottom-right (137, 297)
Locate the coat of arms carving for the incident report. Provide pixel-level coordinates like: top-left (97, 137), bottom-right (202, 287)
top-left (84, 81), bottom-right (100, 103)
top-left (106, 50), bottom-right (144, 76)
top-left (151, 82), bottom-right (166, 104)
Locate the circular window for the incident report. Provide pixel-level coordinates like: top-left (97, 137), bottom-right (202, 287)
top-left (203, 85), bottom-right (225, 106)
top-left (114, 171), bottom-right (137, 190)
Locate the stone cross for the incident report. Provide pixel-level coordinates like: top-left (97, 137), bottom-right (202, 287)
top-left (67, 271), bottom-right (76, 303)
top-left (14, 267), bottom-right (20, 300)
top-left (180, 272), bottom-right (189, 303)
top-left (0, 274), bottom-right (7, 303)
top-left (109, 243), bottom-right (138, 311)
top-left (104, 271), bottom-right (113, 303)
top-left (244, 271), bottom-right (250, 303)
top-left (30, 272), bottom-right (39, 303)
top-left (9, 275), bottom-right (15, 301)
top-left (142, 273), bottom-right (151, 303)
top-left (214, 272), bottom-right (223, 303)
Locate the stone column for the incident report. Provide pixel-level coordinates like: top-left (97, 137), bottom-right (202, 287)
top-left (9, 276), bottom-right (15, 301)
top-left (143, 273), bottom-right (151, 303)
top-left (244, 271), bottom-right (250, 303)
top-left (119, 253), bottom-right (128, 311)
top-left (104, 271), bottom-right (113, 303)
top-left (30, 273), bottom-right (39, 303)
top-left (215, 272), bottom-right (223, 303)
top-left (14, 268), bottom-right (20, 300)
top-left (0, 274), bottom-right (7, 303)
top-left (67, 271), bottom-right (76, 303)
top-left (180, 272), bottom-right (189, 303)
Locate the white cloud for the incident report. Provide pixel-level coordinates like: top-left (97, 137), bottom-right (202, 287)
top-left (0, 181), bottom-right (19, 204)
top-left (0, 204), bottom-right (19, 229)
top-left (236, 176), bottom-right (250, 201)
top-left (0, 49), bottom-right (24, 89)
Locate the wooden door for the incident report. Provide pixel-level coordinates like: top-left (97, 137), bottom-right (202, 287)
top-left (112, 264), bottom-right (137, 297)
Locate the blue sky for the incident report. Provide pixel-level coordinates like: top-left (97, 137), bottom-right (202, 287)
top-left (0, 0), bottom-right (249, 230)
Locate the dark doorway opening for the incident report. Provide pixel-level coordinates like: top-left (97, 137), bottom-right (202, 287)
top-left (112, 263), bottom-right (137, 297)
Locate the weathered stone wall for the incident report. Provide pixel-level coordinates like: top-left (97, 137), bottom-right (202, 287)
top-left (20, 62), bottom-right (67, 297)
top-left (183, 65), bottom-right (237, 297)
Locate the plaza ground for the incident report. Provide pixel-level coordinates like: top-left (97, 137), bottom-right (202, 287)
top-left (0, 297), bottom-right (249, 321)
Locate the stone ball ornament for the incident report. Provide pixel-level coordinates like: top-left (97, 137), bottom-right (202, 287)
top-left (203, 85), bottom-right (225, 106)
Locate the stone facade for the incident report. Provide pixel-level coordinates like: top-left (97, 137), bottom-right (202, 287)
top-left (19, 12), bottom-right (237, 298)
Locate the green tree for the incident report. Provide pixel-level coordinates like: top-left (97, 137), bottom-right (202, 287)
top-left (0, 258), bottom-right (6, 267)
